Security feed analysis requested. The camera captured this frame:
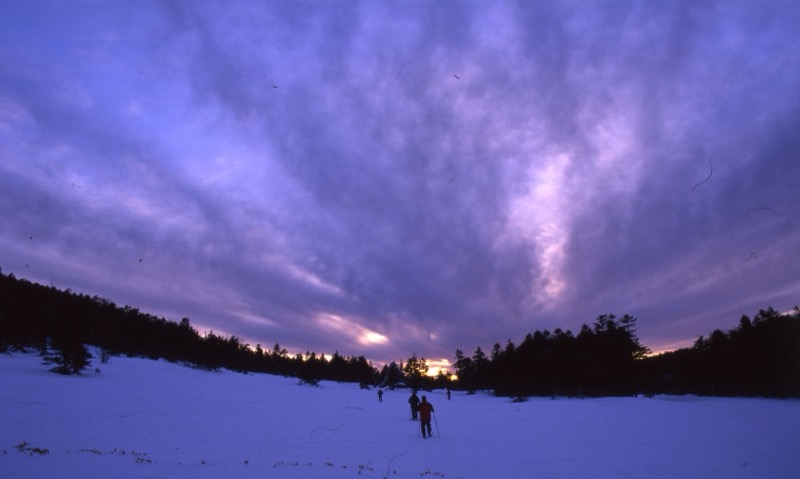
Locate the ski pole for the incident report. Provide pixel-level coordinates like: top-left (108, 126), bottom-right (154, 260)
top-left (433, 412), bottom-right (440, 437)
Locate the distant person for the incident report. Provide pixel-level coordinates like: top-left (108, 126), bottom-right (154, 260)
top-left (408, 390), bottom-right (420, 420)
top-left (446, 388), bottom-right (451, 400)
top-left (377, 388), bottom-right (384, 402)
top-left (418, 395), bottom-right (435, 438)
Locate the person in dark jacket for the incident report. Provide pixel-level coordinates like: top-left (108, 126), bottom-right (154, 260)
top-left (408, 390), bottom-right (420, 420)
top-left (418, 395), bottom-right (435, 438)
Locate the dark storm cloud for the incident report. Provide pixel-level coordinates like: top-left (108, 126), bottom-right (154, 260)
top-left (1, 0), bottom-right (798, 365)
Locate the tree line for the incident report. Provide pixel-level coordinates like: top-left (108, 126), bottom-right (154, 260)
top-left (450, 308), bottom-right (800, 398)
top-left (642, 307), bottom-right (800, 397)
top-left (0, 271), bottom-right (376, 385)
top-left (1, 271), bottom-right (798, 397)
top-left (452, 314), bottom-right (651, 397)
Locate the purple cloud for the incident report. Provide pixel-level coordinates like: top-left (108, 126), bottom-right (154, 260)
top-left (1, 0), bottom-right (798, 366)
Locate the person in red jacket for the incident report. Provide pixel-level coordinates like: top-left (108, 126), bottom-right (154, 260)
top-left (418, 395), bottom-right (435, 438)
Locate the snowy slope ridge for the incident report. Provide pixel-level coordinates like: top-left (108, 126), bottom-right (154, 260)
top-left (2, 352), bottom-right (798, 479)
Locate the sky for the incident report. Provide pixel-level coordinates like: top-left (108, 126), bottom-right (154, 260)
top-left (1, 0), bottom-right (798, 369)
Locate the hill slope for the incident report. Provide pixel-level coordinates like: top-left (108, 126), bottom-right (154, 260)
top-left (2, 352), bottom-right (798, 478)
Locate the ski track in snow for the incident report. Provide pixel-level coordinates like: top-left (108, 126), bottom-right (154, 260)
top-left (1, 351), bottom-right (799, 478)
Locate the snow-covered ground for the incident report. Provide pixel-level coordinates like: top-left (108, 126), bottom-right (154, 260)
top-left (2, 351), bottom-right (798, 478)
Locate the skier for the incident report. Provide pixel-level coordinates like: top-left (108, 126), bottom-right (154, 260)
top-left (377, 388), bottom-right (384, 402)
top-left (418, 395), bottom-right (435, 438)
top-left (408, 390), bottom-right (420, 420)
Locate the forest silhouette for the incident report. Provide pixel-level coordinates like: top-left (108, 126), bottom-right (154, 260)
top-left (1, 271), bottom-right (798, 397)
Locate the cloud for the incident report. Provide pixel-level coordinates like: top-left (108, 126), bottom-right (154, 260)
top-left (1, 0), bottom-right (799, 364)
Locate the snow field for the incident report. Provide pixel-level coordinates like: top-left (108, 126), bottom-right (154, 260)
top-left (2, 352), bottom-right (799, 478)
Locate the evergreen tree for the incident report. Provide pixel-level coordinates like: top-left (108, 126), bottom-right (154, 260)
top-left (42, 334), bottom-right (92, 375)
top-left (453, 348), bottom-right (474, 391)
top-left (403, 353), bottom-right (429, 389)
top-left (471, 346), bottom-right (490, 390)
top-left (378, 361), bottom-right (404, 388)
